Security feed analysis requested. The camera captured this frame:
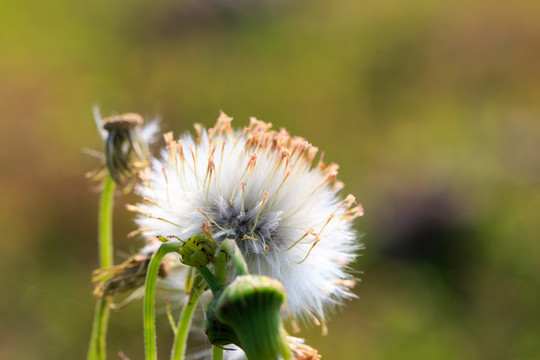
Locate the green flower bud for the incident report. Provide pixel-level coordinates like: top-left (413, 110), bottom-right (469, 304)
top-left (215, 275), bottom-right (292, 360)
top-left (204, 295), bottom-right (240, 347)
top-left (177, 234), bottom-right (217, 267)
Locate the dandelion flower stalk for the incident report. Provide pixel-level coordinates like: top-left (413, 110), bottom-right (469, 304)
top-left (144, 237), bottom-right (216, 360)
top-left (220, 239), bottom-right (248, 277)
top-left (87, 175), bottom-right (116, 360)
top-left (211, 347), bottom-right (224, 360)
top-left (210, 250), bottom-right (227, 360)
top-left (98, 176), bottom-right (116, 270)
top-left (170, 285), bottom-right (201, 360)
top-left (143, 241), bottom-right (184, 360)
top-left (88, 111), bottom-right (158, 360)
top-left (196, 266), bottom-right (221, 294)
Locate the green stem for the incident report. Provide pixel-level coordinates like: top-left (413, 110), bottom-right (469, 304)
top-left (170, 289), bottom-right (200, 360)
top-left (98, 176), bottom-right (116, 269)
top-left (87, 175), bottom-right (116, 360)
top-left (197, 266), bottom-right (221, 294)
top-left (211, 250), bottom-right (226, 360)
top-left (87, 299), bottom-right (110, 360)
top-left (220, 239), bottom-right (248, 276)
top-left (144, 242), bottom-right (183, 360)
top-left (214, 250), bottom-right (227, 285)
top-left (212, 346), bottom-right (224, 360)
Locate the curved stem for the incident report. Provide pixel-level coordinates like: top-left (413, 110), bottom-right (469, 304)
top-left (170, 289), bottom-right (200, 360)
top-left (197, 266), bottom-right (221, 295)
top-left (144, 242), bottom-right (183, 360)
top-left (87, 175), bottom-right (116, 360)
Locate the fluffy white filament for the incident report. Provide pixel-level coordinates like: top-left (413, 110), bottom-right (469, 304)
top-left (133, 112), bottom-right (363, 325)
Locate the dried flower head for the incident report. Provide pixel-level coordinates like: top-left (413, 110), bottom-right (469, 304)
top-left (132, 111), bottom-right (363, 325)
top-left (90, 107), bottom-right (159, 187)
top-left (92, 252), bottom-right (170, 299)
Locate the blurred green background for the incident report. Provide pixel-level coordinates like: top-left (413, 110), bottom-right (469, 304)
top-left (1, 0), bottom-right (540, 359)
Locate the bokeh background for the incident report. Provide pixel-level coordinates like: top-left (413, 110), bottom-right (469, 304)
top-left (1, 0), bottom-right (540, 359)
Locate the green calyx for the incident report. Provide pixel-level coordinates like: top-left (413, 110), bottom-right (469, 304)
top-left (214, 275), bottom-right (292, 360)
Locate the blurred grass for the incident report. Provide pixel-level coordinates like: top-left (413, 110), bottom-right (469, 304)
top-left (1, 0), bottom-right (540, 359)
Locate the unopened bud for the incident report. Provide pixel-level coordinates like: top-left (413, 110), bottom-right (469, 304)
top-left (214, 275), bottom-right (292, 360)
top-left (177, 234), bottom-right (217, 267)
top-left (204, 295), bottom-right (240, 347)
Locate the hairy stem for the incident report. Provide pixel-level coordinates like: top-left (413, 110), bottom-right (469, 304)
top-left (170, 288), bottom-right (201, 360)
top-left (144, 242), bottom-right (183, 360)
top-left (87, 298), bottom-right (110, 360)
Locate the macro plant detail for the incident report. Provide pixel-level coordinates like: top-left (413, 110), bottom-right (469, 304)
top-left (87, 110), bottom-right (363, 360)
top-left (87, 110), bottom-right (158, 360)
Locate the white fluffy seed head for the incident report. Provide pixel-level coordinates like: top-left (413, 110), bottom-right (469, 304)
top-left (133, 111), bottom-right (363, 325)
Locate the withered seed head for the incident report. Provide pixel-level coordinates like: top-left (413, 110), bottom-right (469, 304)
top-left (92, 253), bottom-right (170, 299)
top-left (101, 112), bottom-right (150, 186)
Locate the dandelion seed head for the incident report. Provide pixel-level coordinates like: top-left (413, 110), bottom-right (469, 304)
top-left (134, 111), bottom-right (363, 324)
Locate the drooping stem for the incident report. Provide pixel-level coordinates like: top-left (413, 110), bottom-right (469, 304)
top-left (87, 175), bottom-right (116, 360)
top-left (144, 242), bottom-right (183, 360)
top-left (170, 288), bottom-right (201, 360)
